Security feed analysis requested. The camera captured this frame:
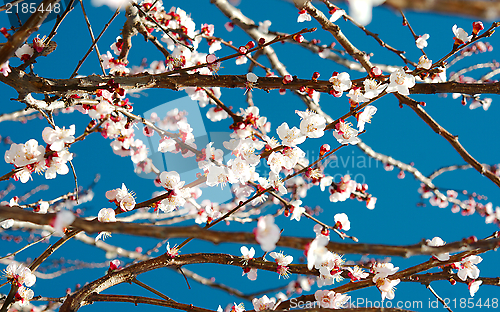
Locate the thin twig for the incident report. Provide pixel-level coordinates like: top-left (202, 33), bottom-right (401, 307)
top-left (132, 278), bottom-right (173, 301)
top-left (398, 93), bottom-right (500, 189)
top-left (0, 232), bottom-right (53, 261)
top-left (70, 6), bottom-right (121, 78)
top-left (68, 160), bottom-right (79, 203)
top-left (426, 284), bottom-right (454, 312)
top-left (79, 0), bottom-right (106, 75)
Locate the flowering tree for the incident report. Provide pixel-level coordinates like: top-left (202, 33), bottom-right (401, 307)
top-left (0, 0), bottom-right (499, 311)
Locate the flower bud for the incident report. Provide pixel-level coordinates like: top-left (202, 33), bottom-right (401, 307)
top-left (472, 21), bottom-right (484, 35)
top-left (245, 41), bottom-right (255, 49)
top-left (282, 75), bottom-right (293, 84)
top-left (143, 126), bottom-right (154, 137)
top-left (238, 46), bottom-right (248, 54)
top-left (206, 54), bottom-right (217, 64)
top-left (0, 27), bottom-right (9, 38)
top-left (319, 144), bottom-right (330, 156)
top-left (109, 259), bottom-right (121, 271)
top-left (293, 34), bottom-right (304, 43)
top-left (312, 71), bottom-right (320, 81)
top-left (321, 227), bottom-right (329, 236)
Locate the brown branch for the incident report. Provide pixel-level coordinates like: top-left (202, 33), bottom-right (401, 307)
top-left (87, 293), bottom-right (416, 312)
top-left (202, 87), bottom-right (242, 123)
top-left (0, 0), bottom-right (25, 11)
top-left (3, 65), bottom-right (500, 97)
top-left (274, 245), bottom-right (489, 311)
top-left (321, 0), bottom-right (416, 66)
top-left (409, 271), bottom-right (500, 287)
top-left (86, 294), bottom-right (213, 312)
top-left (1, 205), bottom-right (499, 257)
top-left (382, 0), bottom-right (500, 19)
top-left (398, 94), bottom-right (500, 189)
top-left (135, 13), bottom-right (170, 59)
top-left (17, 0), bottom-right (75, 71)
top-left (70, 6), bottom-right (121, 78)
top-left (0, 229), bottom-right (79, 312)
top-left (429, 22), bottom-right (499, 72)
top-left (300, 1), bottom-right (373, 72)
top-left (324, 91), bottom-right (387, 130)
top-left (60, 252), bottom-right (312, 311)
top-left (356, 140), bottom-right (468, 209)
top-left (118, 5), bottom-right (139, 63)
top-left (213, 0), bottom-right (329, 119)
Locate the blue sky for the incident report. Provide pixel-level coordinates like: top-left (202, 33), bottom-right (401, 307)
top-left (0, 0), bottom-right (499, 311)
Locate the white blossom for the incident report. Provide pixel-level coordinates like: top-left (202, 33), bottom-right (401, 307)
top-left (160, 171), bottom-right (184, 190)
top-left (42, 125), bottom-right (75, 152)
top-left (252, 295), bottom-right (275, 311)
top-left (416, 34), bottom-right (430, 49)
top-left (417, 55), bottom-right (432, 70)
top-left (348, 0), bottom-right (386, 26)
top-left (426, 237), bottom-right (450, 261)
top-left (314, 289), bottom-right (350, 309)
top-left (457, 255), bottom-right (482, 281)
top-left (329, 72), bottom-right (352, 96)
top-left (452, 25), bottom-right (472, 44)
top-left (277, 122), bottom-right (306, 147)
top-left (255, 215), bottom-right (281, 252)
top-left (258, 20), bottom-right (272, 34)
top-left (386, 68), bottom-right (415, 95)
top-left (375, 278), bottom-right (400, 301)
top-left (334, 213), bottom-right (350, 231)
top-left (469, 280), bottom-right (482, 297)
top-left (296, 110), bottom-right (326, 138)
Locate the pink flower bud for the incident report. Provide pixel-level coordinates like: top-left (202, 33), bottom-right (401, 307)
top-left (206, 54), bottom-right (217, 64)
top-left (224, 22), bottom-right (234, 32)
top-left (109, 259), bottom-right (120, 271)
top-left (312, 71), bottom-right (320, 81)
top-left (397, 171), bottom-right (405, 179)
top-left (143, 126), bottom-right (154, 137)
top-left (472, 21), bottom-right (484, 35)
top-left (0, 27), bottom-right (8, 38)
top-left (245, 41), bottom-right (255, 49)
top-left (33, 36), bottom-right (45, 53)
top-left (238, 46), bottom-right (248, 54)
top-left (293, 34), bottom-right (304, 43)
top-left (319, 144), bottom-right (330, 156)
top-left (282, 75), bottom-right (293, 84)
top-left (369, 66), bottom-right (382, 77)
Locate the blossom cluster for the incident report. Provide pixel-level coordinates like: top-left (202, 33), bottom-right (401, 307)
top-left (4, 263), bottom-right (36, 306)
top-left (4, 125), bottom-right (75, 183)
